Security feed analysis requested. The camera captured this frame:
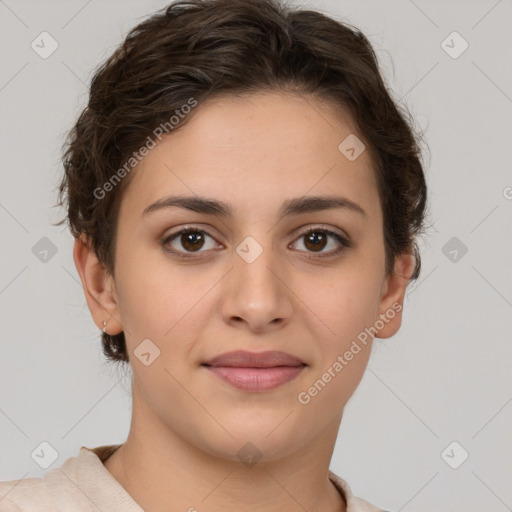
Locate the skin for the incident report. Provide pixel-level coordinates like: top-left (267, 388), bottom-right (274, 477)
top-left (74, 90), bottom-right (415, 512)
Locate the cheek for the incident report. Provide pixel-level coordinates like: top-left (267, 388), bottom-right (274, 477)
top-left (292, 271), bottom-right (380, 404)
top-left (115, 257), bottom-right (217, 358)
top-left (295, 342), bottom-right (372, 426)
top-left (297, 269), bottom-right (382, 342)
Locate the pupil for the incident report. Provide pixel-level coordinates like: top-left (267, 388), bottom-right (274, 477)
top-left (183, 231), bottom-right (204, 251)
top-left (306, 232), bottom-right (326, 252)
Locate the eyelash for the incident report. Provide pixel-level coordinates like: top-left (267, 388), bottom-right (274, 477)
top-left (162, 225), bottom-right (350, 260)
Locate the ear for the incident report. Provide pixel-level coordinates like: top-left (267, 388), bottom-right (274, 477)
top-left (374, 251), bottom-right (416, 339)
top-left (73, 234), bottom-right (123, 336)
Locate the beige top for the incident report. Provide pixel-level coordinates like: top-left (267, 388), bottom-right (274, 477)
top-left (0, 444), bottom-right (388, 511)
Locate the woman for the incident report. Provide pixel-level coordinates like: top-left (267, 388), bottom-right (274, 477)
top-left (0, 0), bottom-right (428, 510)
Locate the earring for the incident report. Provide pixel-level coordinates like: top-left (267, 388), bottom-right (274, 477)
top-left (102, 320), bottom-right (108, 334)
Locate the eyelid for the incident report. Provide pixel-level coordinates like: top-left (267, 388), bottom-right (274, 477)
top-left (293, 224), bottom-right (350, 243)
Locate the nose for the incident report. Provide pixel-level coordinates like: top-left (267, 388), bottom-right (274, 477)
top-left (220, 240), bottom-right (294, 333)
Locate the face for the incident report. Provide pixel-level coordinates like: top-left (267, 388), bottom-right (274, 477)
top-left (82, 91), bottom-right (410, 462)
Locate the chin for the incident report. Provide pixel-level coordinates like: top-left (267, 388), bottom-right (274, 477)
top-left (194, 418), bottom-right (312, 464)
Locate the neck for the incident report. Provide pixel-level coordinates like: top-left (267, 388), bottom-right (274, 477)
top-left (104, 395), bottom-right (346, 512)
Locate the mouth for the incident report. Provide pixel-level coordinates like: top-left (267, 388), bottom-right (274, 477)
top-left (201, 350), bottom-right (307, 392)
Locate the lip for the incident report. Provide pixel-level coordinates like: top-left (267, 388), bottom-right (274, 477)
top-left (203, 350), bottom-right (305, 368)
top-left (201, 350), bottom-right (307, 392)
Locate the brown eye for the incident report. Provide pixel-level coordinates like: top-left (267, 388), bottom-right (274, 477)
top-left (303, 231), bottom-right (328, 252)
top-left (180, 230), bottom-right (206, 252)
top-left (163, 228), bottom-right (219, 257)
top-left (292, 227), bottom-right (350, 258)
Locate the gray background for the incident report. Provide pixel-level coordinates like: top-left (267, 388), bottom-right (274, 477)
top-left (1, 0), bottom-right (511, 510)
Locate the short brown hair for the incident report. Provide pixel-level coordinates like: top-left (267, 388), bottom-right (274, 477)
top-left (55, 0), bottom-right (430, 365)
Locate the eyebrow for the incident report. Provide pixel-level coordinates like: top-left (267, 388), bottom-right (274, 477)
top-left (141, 194), bottom-right (367, 219)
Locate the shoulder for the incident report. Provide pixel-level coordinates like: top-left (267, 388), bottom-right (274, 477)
top-left (329, 470), bottom-right (392, 512)
top-left (0, 444), bottom-right (123, 512)
top-left (0, 473), bottom-right (61, 511)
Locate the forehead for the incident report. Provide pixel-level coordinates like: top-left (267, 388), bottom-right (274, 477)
top-left (119, 91), bottom-right (380, 222)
